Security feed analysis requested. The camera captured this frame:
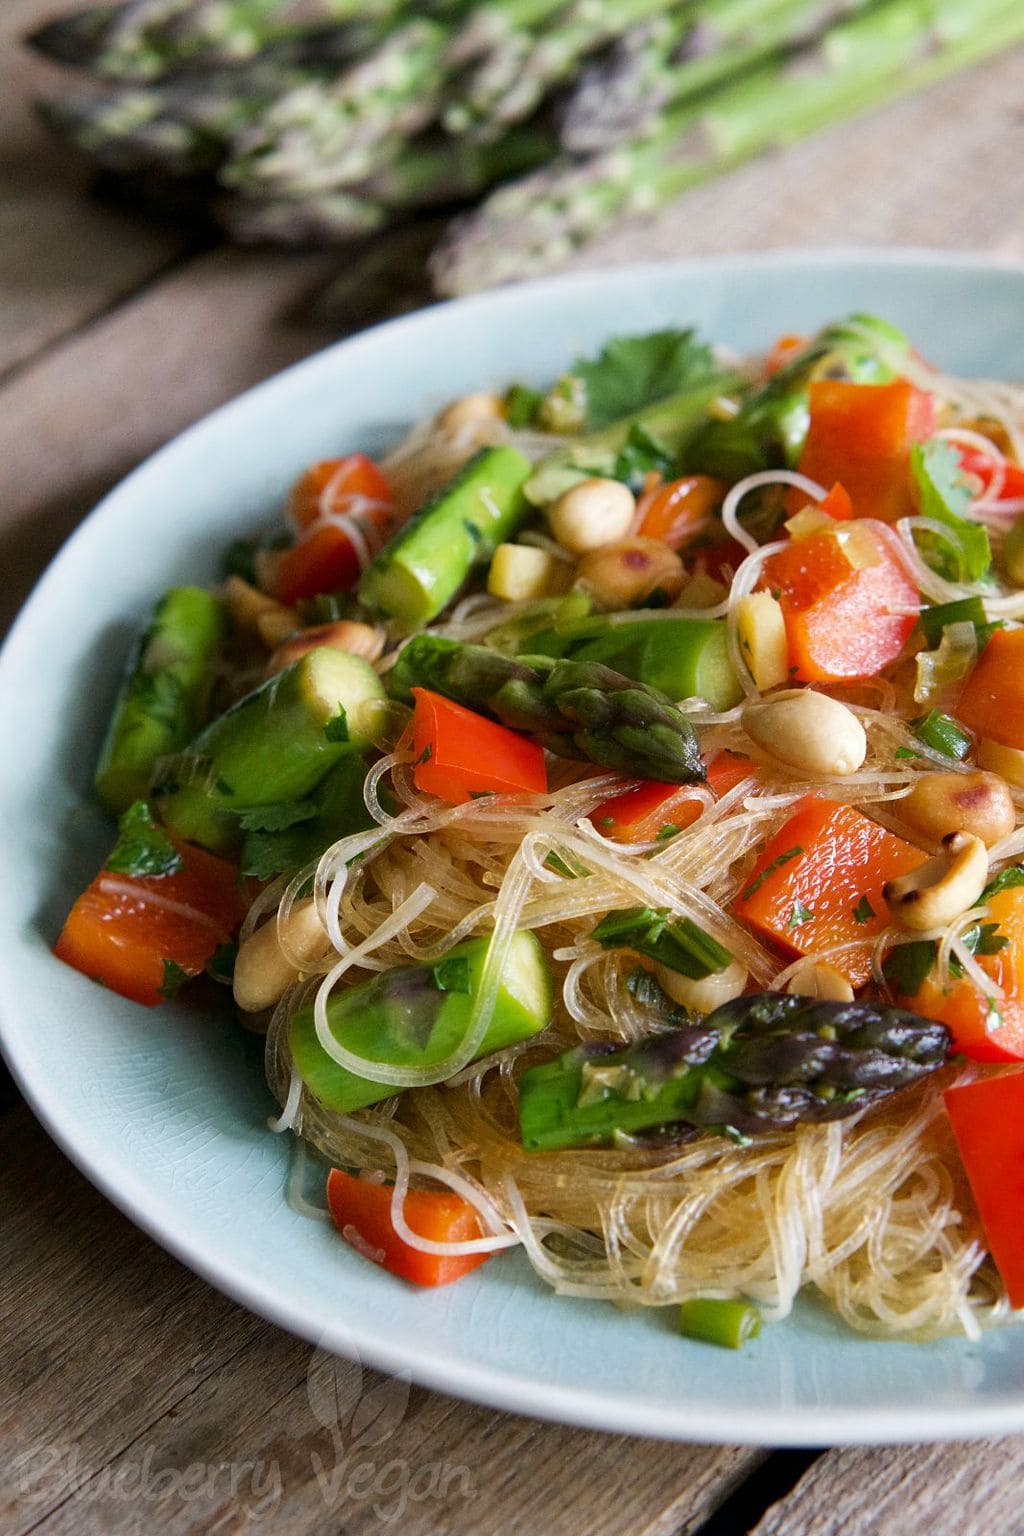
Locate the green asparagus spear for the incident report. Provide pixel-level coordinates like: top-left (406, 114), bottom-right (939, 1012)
top-left (360, 446), bottom-right (533, 628)
top-left (289, 928), bottom-right (554, 1112)
top-left (524, 615), bottom-right (742, 713)
top-left (152, 647), bottom-right (386, 852)
top-left (388, 635), bottom-right (707, 783)
top-left (684, 313), bottom-right (913, 480)
top-left (95, 586), bottom-right (224, 816)
top-left (432, 0), bottom-right (1024, 294)
top-left (518, 992), bottom-right (952, 1150)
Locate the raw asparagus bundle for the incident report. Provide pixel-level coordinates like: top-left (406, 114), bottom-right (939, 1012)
top-left (518, 992), bottom-right (952, 1150)
top-left (387, 634), bottom-right (707, 783)
top-left (432, 0), bottom-right (1024, 294)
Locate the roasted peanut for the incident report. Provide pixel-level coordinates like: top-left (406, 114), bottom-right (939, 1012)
top-left (436, 392), bottom-right (506, 434)
top-left (577, 537), bottom-right (685, 609)
top-left (899, 769), bottom-right (1015, 849)
top-left (222, 574), bottom-right (297, 639)
top-left (741, 691), bottom-right (867, 776)
top-left (785, 958), bottom-right (855, 1003)
top-left (653, 957), bottom-right (748, 1015)
top-left (883, 831), bottom-right (989, 932)
top-left (267, 620), bottom-right (384, 676)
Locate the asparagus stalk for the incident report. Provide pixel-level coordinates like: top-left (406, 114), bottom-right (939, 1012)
top-left (432, 0), bottom-right (1024, 295)
top-left (360, 446), bottom-right (533, 627)
top-left (518, 992), bottom-right (952, 1150)
top-left (560, 0), bottom-right (880, 153)
top-left (388, 636), bottom-right (707, 783)
top-left (289, 929), bottom-right (554, 1112)
top-left (95, 586), bottom-right (224, 815)
top-left (525, 615), bottom-right (742, 713)
top-left (152, 647), bottom-right (386, 851)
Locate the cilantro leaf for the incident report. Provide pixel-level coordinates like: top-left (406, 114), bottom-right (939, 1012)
top-left (573, 329), bottom-right (723, 430)
top-left (612, 423), bottom-right (677, 490)
top-left (982, 864), bottom-right (1024, 902)
top-left (910, 440), bottom-right (991, 584)
top-left (324, 707), bottom-right (349, 743)
top-left (237, 801), bottom-right (318, 833)
top-left (105, 801), bottom-right (182, 879)
top-left (881, 940), bottom-right (936, 997)
top-left (852, 895), bottom-right (875, 925)
top-left (787, 900), bottom-right (815, 930)
top-left (159, 959), bottom-right (190, 999)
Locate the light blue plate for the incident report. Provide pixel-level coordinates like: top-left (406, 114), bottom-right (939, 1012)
top-left (3, 251), bottom-right (1024, 1446)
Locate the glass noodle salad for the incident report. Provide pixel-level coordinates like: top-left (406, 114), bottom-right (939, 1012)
top-left (57, 315), bottom-right (1024, 1345)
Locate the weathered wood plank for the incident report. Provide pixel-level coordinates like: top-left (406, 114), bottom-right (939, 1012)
top-left (0, 1105), bottom-right (759, 1536)
top-left (0, 1), bottom-right (190, 380)
top-left (0, 244), bottom-right (338, 637)
top-left (748, 1439), bottom-right (1024, 1536)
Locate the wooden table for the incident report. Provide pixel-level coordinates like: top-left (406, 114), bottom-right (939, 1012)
top-left (4, 5), bottom-right (1024, 1530)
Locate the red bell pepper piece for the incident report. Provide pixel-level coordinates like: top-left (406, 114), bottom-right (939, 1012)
top-left (275, 454), bottom-right (394, 604)
top-left (761, 519), bottom-right (918, 683)
top-left (732, 795), bottom-right (923, 987)
top-left (411, 688), bottom-right (547, 805)
top-left (591, 750), bottom-right (758, 842)
top-left (958, 448), bottom-right (1024, 503)
top-left (288, 454), bottom-right (391, 532)
top-left (944, 1071), bottom-right (1024, 1308)
top-left (54, 839), bottom-right (246, 1007)
top-left (763, 332), bottom-right (806, 377)
top-left (636, 475), bottom-right (726, 549)
top-left (790, 379), bottom-right (936, 522)
top-left (327, 1167), bottom-right (492, 1287)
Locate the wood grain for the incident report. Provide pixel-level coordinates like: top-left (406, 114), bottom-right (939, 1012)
top-left (749, 1440), bottom-right (1024, 1536)
top-left (0, 1), bottom-right (188, 380)
top-left (0, 1106), bottom-right (759, 1536)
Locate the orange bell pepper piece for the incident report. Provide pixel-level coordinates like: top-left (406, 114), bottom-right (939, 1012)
top-left (898, 885), bottom-right (1024, 1064)
top-left (591, 750), bottom-right (758, 842)
top-left (944, 1071), bottom-right (1024, 1308)
top-left (760, 519), bottom-right (918, 683)
top-left (54, 839), bottom-right (246, 1007)
top-left (732, 795), bottom-right (923, 987)
top-left (327, 1167), bottom-right (492, 1287)
top-left (957, 629), bottom-right (1024, 752)
top-left (789, 378), bottom-right (936, 522)
top-left (411, 688), bottom-right (547, 805)
top-left (636, 475), bottom-right (726, 549)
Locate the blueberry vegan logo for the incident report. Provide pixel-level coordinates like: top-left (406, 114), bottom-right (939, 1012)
top-left (305, 1339), bottom-right (475, 1524)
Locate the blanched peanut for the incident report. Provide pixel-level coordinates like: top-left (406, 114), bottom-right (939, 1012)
top-left (436, 392), bottom-right (506, 434)
top-left (899, 769), bottom-right (1015, 849)
top-left (978, 736), bottom-right (1024, 789)
top-left (487, 543), bottom-right (568, 602)
top-left (548, 477), bottom-right (636, 555)
top-left (267, 620), bottom-right (384, 676)
top-left (735, 592), bottom-right (789, 692)
top-left (654, 958), bottom-right (748, 1015)
top-left (883, 831), bottom-right (989, 932)
top-left (256, 607), bottom-right (301, 649)
top-left (785, 958), bottom-right (855, 1003)
top-left (741, 691), bottom-right (866, 776)
top-left (577, 536), bottom-right (684, 609)
top-left (222, 574), bottom-right (296, 639)
top-left (233, 899), bottom-right (333, 1014)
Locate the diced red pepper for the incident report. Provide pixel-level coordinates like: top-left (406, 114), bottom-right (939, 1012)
top-left (763, 333), bottom-right (806, 377)
top-left (761, 519), bottom-right (918, 683)
top-left (901, 885), bottom-right (1024, 1064)
top-left (275, 454), bottom-right (394, 603)
top-left (789, 379), bottom-right (936, 522)
top-left (288, 454), bottom-right (392, 533)
top-left (591, 751), bottom-right (758, 842)
top-left (944, 1071), bottom-right (1024, 1307)
top-left (732, 795), bottom-right (923, 987)
top-left (54, 840), bottom-right (246, 1007)
top-left (411, 689), bottom-right (547, 805)
top-left (958, 448), bottom-right (1024, 503)
top-left (636, 475), bottom-right (726, 549)
top-left (957, 628), bottom-right (1024, 751)
top-left (327, 1167), bottom-right (491, 1287)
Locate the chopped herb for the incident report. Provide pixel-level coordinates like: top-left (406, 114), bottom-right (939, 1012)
top-left (206, 943), bottom-right (237, 985)
top-left (597, 816), bottom-right (616, 828)
top-left (415, 743), bottom-right (433, 765)
top-left (910, 440), bottom-right (992, 584)
top-left (105, 801), bottom-right (182, 879)
top-left (916, 596), bottom-right (988, 648)
top-left (894, 746), bottom-right (921, 761)
top-left (787, 900), bottom-right (815, 930)
top-left (324, 707), bottom-right (349, 743)
top-left (159, 959), bottom-right (190, 999)
top-left (911, 710), bottom-right (972, 761)
top-left (431, 955), bottom-right (472, 994)
top-left (504, 383), bottom-right (543, 429)
top-left (237, 801), bottom-right (317, 833)
top-left (468, 789), bottom-right (496, 799)
top-left (881, 940), bottom-right (936, 997)
top-left (545, 849), bottom-right (589, 879)
top-left (656, 822), bottom-right (680, 842)
top-left (982, 864), bottom-right (1024, 901)
top-left (612, 422), bottom-right (676, 491)
top-left (740, 845), bottom-right (803, 902)
top-left (571, 328), bottom-right (725, 430)
top-left (852, 895), bottom-right (875, 925)
top-left (592, 906), bottom-right (732, 981)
